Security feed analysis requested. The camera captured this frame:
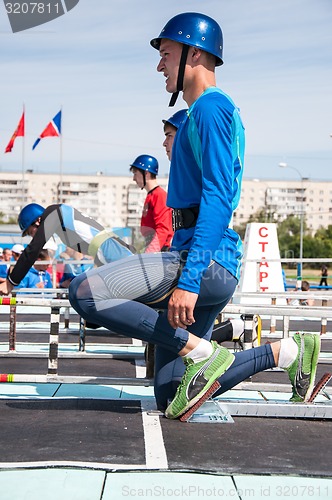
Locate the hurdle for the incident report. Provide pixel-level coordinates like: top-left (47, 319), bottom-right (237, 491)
top-left (0, 295), bottom-right (145, 364)
top-left (0, 373), bottom-right (152, 385)
top-left (0, 294), bottom-right (149, 387)
top-left (270, 296), bottom-right (277, 335)
top-left (1, 293), bottom-right (332, 421)
top-left (225, 302), bottom-right (332, 350)
top-left (0, 295), bottom-right (70, 308)
top-left (2, 294), bottom-right (332, 353)
top-left (321, 298), bottom-right (328, 335)
top-left (1, 294), bottom-right (332, 422)
top-left (229, 291), bottom-right (332, 339)
top-left (1, 293), bottom-right (67, 353)
top-left (9, 293), bottom-right (16, 351)
top-left (1, 294), bottom-right (331, 384)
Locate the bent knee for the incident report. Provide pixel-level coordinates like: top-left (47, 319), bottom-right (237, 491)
top-left (69, 273), bottom-right (89, 300)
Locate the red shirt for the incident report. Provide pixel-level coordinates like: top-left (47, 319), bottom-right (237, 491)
top-left (141, 186), bottom-right (173, 252)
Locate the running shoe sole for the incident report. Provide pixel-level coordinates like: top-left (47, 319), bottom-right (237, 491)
top-left (165, 348), bottom-right (234, 419)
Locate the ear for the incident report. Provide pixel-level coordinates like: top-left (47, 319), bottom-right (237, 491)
top-left (191, 47), bottom-right (202, 63)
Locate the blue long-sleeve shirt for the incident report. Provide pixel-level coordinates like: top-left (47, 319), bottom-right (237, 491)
top-left (167, 87), bottom-right (245, 294)
top-left (18, 267), bottom-right (53, 289)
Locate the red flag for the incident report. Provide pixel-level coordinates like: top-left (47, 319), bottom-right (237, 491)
top-left (5, 112), bottom-right (25, 153)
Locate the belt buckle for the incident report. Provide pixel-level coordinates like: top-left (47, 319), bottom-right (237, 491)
top-left (172, 209), bottom-right (184, 231)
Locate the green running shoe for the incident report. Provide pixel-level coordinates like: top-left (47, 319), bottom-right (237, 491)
top-left (165, 341), bottom-right (235, 419)
top-left (286, 333), bottom-right (321, 402)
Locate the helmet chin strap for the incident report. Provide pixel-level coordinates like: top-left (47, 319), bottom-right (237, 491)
top-left (169, 44), bottom-right (189, 107)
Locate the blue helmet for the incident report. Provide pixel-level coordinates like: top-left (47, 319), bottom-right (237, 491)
top-left (150, 12), bottom-right (223, 66)
top-left (130, 155), bottom-right (159, 175)
top-left (18, 203), bottom-right (44, 235)
top-left (163, 109), bottom-right (188, 130)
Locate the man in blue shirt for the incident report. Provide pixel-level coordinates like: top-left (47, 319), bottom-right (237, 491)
top-left (68, 13), bottom-right (320, 419)
top-left (59, 246), bottom-right (93, 289)
top-left (18, 250), bottom-right (53, 290)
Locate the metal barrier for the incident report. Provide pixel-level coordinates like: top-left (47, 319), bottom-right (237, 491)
top-left (0, 293), bottom-right (331, 387)
top-left (1, 291), bottom-right (70, 352)
top-left (0, 293), bottom-right (149, 383)
top-left (1, 295), bottom-right (69, 375)
top-left (229, 291), bottom-right (332, 337)
top-left (1, 283), bottom-right (331, 419)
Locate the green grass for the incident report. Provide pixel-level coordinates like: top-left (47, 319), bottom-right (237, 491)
top-left (284, 268), bottom-right (326, 284)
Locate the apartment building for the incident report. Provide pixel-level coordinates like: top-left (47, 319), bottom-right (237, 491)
top-left (1, 171), bottom-right (331, 234)
top-left (0, 171), bottom-right (169, 230)
top-left (235, 178), bottom-right (332, 233)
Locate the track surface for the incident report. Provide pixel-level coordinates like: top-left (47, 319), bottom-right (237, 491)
top-left (0, 311), bottom-right (331, 499)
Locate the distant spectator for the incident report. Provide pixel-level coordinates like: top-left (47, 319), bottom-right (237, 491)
top-left (0, 248), bottom-right (12, 283)
top-left (43, 236), bottom-right (58, 254)
top-left (8, 244), bottom-right (25, 276)
top-left (43, 239), bottom-right (58, 287)
top-left (11, 244), bottom-right (25, 261)
top-left (59, 246), bottom-right (93, 288)
top-left (18, 249), bottom-right (53, 290)
top-left (287, 280), bottom-right (314, 306)
top-left (319, 264), bottom-right (328, 287)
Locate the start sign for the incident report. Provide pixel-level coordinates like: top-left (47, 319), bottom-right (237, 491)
top-left (237, 223), bottom-right (285, 300)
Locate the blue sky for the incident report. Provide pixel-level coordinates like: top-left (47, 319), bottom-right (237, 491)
top-left (0, 0), bottom-right (331, 181)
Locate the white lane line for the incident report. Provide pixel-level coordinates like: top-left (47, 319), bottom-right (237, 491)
top-left (132, 338), bottom-right (146, 378)
top-left (0, 460), bottom-right (146, 470)
top-left (132, 339), bottom-right (168, 469)
top-left (141, 399), bottom-right (168, 470)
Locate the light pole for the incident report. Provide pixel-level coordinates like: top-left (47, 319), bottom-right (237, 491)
top-left (279, 162), bottom-right (305, 287)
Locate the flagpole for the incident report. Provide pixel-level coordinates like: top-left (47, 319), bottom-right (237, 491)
top-left (21, 103), bottom-right (25, 208)
top-left (59, 106), bottom-right (63, 203)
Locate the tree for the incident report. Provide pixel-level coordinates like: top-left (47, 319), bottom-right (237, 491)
top-left (234, 208), bottom-right (268, 239)
top-left (277, 215), bottom-right (303, 259)
top-left (235, 214), bottom-right (332, 266)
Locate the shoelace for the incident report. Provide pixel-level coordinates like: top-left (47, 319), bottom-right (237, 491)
top-left (175, 358), bottom-right (193, 392)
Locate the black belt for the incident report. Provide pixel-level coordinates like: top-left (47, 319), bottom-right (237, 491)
top-left (172, 206), bottom-right (199, 232)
